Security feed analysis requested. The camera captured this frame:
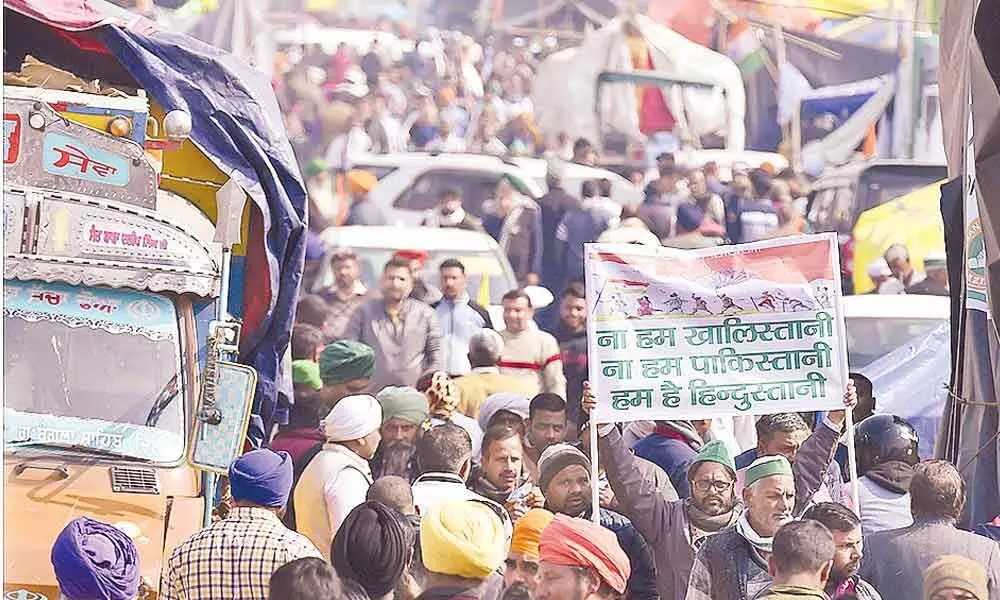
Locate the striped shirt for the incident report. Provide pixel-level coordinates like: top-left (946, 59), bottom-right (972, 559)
top-left (161, 506), bottom-right (321, 600)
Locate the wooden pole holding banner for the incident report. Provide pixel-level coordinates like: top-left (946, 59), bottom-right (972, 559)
top-left (844, 404), bottom-right (862, 514)
top-left (590, 421), bottom-right (601, 525)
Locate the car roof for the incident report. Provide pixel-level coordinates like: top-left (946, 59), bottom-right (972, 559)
top-left (511, 156), bottom-right (627, 180)
top-left (319, 226), bottom-right (502, 252)
top-left (355, 152), bottom-right (518, 170)
top-left (817, 159), bottom-right (947, 179)
top-left (841, 294), bottom-right (950, 320)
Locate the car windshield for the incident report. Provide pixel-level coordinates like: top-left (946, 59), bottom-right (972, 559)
top-left (855, 166), bottom-right (946, 214)
top-left (845, 315), bottom-right (946, 368)
top-left (3, 280), bottom-right (185, 463)
top-left (352, 248), bottom-right (514, 305)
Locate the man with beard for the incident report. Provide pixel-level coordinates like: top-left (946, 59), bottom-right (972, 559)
top-left (633, 419), bottom-right (712, 499)
top-left (536, 444), bottom-right (659, 600)
top-left (801, 503), bottom-right (882, 600)
top-left (468, 425), bottom-right (544, 520)
top-left (504, 509), bottom-right (556, 599)
top-left (583, 385), bottom-right (736, 600)
top-left (319, 248), bottom-right (367, 341)
top-left (372, 386), bottom-right (430, 480)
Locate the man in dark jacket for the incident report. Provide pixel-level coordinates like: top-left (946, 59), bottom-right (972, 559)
top-left (553, 180), bottom-right (614, 291)
top-left (536, 443), bottom-right (660, 600)
top-left (540, 283), bottom-right (588, 434)
top-left (537, 164), bottom-right (579, 290)
top-left (859, 460), bottom-right (1000, 600)
top-left (483, 178), bottom-right (543, 285)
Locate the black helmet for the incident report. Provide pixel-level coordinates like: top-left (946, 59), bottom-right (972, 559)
top-left (854, 415), bottom-right (920, 475)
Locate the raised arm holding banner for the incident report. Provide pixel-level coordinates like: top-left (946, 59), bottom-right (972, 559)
top-left (582, 234), bottom-right (860, 523)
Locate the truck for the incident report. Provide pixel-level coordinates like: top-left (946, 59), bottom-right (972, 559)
top-left (3, 3), bottom-right (304, 596)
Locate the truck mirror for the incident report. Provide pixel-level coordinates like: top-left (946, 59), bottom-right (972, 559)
top-left (189, 361), bottom-right (257, 473)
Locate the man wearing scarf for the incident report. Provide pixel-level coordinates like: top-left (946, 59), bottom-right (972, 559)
top-left (52, 517), bottom-right (140, 600)
top-left (686, 455), bottom-right (796, 600)
top-left (417, 499), bottom-right (509, 600)
top-left (318, 340), bottom-right (376, 413)
top-left (332, 501), bottom-right (416, 600)
top-left (163, 450), bottom-right (321, 600)
top-left (468, 425), bottom-right (544, 520)
top-left (536, 515), bottom-right (631, 600)
top-left (536, 444), bottom-right (659, 600)
top-left (294, 394), bottom-right (382, 560)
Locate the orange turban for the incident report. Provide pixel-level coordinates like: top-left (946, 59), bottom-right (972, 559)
top-left (510, 509), bottom-right (555, 560)
top-left (539, 515), bottom-right (630, 594)
top-left (346, 170), bottom-right (377, 196)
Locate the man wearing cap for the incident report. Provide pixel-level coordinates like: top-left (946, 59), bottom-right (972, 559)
top-left (505, 509), bottom-right (556, 597)
top-left (294, 394), bottom-right (383, 560)
top-left (346, 256), bottom-right (443, 391)
top-left (52, 517), bottom-right (141, 600)
top-left (883, 244), bottom-right (926, 290)
top-left (345, 169), bottom-right (389, 226)
top-left (395, 248), bottom-right (443, 305)
top-left (455, 329), bottom-right (536, 419)
top-left (906, 253), bottom-right (949, 296)
top-left (584, 383), bottom-right (739, 600)
top-left (923, 555), bottom-right (990, 600)
top-left (163, 450), bottom-right (321, 600)
top-left (318, 340), bottom-right (376, 413)
top-left (664, 204), bottom-right (722, 249)
top-left (536, 515), bottom-right (631, 600)
top-left (417, 499), bottom-right (509, 600)
top-left (686, 455), bottom-right (797, 600)
top-left (536, 443), bottom-right (659, 600)
top-left (319, 247), bottom-right (367, 339)
top-left (866, 258), bottom-right (902, 294)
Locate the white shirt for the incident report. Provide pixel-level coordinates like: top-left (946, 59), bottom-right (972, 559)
top-left (427, 133), bottom-right (468, 153)
top-left (325, 127), bottom-right (371, 171)
top-left (411, 472), bottom-right (486, 517)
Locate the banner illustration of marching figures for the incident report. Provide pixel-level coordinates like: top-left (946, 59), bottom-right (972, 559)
top-left (584, 234), bottom-right (850, 423)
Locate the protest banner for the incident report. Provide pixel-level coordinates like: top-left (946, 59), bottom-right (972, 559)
top-left (584, 234), bottom-right (850, 423)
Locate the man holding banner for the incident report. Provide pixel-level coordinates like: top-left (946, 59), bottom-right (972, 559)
top-left (581, 235), bottom-right (862, 600)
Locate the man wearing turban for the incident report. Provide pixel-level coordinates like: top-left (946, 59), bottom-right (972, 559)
top-left (294, 394), bottom-right (383, 561)
top-left (318, 339), bottom-right (376, 413)
top-left (344, 169), bottom-right (389, 226)
top-left (52, 517), bottom-right (140, 600)
top-left (332, 501), bottom-right (416, 600)
top-left (162, 450), bottom-right (321, 600)
top-left (378, 386), bottom-right (431, 445)
top-left (536, 515), bottom-right (631, 600)
top-left (417, 499), bottom-right (509, 600)
top-left (504, 509), bottom-right (556, 598)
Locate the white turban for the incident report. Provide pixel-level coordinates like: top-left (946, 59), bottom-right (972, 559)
top-left (322, 394), bottom-right (382, 442)
top-left (477, 392), bottom-right (530, 431)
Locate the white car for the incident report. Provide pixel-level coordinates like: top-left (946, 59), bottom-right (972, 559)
top-left (352, 153), bottom-right (545, 226)
top-left (312, 226), bottom-right (520, 327)
top-left (510, 157), bottom-right (643, 205)
top-left (842, 293), bottom-right (950, 458)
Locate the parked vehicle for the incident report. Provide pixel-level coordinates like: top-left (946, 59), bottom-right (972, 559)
top-left (806, 160), bottom-right (947, 293)
top-left (312, 226), bottom-right (522, 326)
top-left (510, 156), bottom-right (642, 205)
top-left (353, 152), bottom-right (544, 225)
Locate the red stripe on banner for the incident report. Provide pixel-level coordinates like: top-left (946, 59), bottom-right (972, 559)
top-left (240, 205), bottom-right (271, 351)
top-left (497, 360), bottom-right (542, 371)
top-left (543, 354), bottom-right (562, 366)
top-left (597, 252), bottom-right (628, 264)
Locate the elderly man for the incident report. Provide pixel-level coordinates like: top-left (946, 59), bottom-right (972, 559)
top-left (468, 425), bottom-right (543, 519)
top-left (378, 386), bottom-right (431, 445)
top-left (536, 515), bottom-right (631, 600)
top-left (755, 520), bottom-right (836, 600)
top-left (686, 455), bottom-right (798, 600)
top-left (801, 503), bottom-right (882, 600)
top-left (52, 517), bottom-right (141, 600)
top-left (883, 243), bottom-right (926, 290)
top-left (418, 499), bottom-right (509, 600)
top-left (498, 289), bottom-right (566, 398)
top-left (455, 329), bottom-right (536, 419)
top-left (163, 450), bottom-right (321, 600)
top-left (345, 257), bottom-right (443, 390)
top-left (318, 340), bottom-right (376, 412)
top-left (859, 460), bottom-right (1000, 600)
top-left (505, 509), bottom-right (557, 598)
top-left (536, 444), bottom-right (659, 600)
top-left (586, 379), bottom-right (738, 600)
top-left (295, 394), bottom-right (382, 559)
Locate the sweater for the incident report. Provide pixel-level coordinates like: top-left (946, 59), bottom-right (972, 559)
top-left (498, 328), bottom-right (566, 398)
top-left (453, 367), bottom-right (537, 419)
top-left (686, 526), bottom-right (772, 600)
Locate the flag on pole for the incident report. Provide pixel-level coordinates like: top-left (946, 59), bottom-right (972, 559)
top-left (727, 20), bottom-right (766, 77)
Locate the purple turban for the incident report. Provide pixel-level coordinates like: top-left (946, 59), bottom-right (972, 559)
top-left (305, 231), bottom-right (325, 261)
top-left (229, 449), bottom-right (294, 507)
top-left (51, 517), bottom-right (139, 600)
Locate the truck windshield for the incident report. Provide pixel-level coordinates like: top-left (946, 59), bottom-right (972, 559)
top-left (3, 280), bottom-right (185, 463)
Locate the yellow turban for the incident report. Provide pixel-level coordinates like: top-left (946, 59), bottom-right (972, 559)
top-left (420, 500), bottom-right (507, 579)
top-left (510, 509), bottom-right (555, 560)
top-left (346, 170), bottom-right (377, 196)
